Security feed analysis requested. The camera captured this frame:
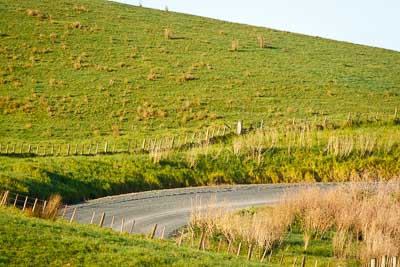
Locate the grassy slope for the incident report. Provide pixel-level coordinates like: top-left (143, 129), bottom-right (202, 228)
top-left (0, 0), bottom-right (399, 143)
top-left (0, 0), bottom-right (399, 203)
top-left (0, 207), bottom-right (264, 266)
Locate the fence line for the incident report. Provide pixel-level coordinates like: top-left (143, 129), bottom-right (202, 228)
top-left (0, 125), bottom-right (230, 158)
top-left (0, 111), bottom-right (399, 158)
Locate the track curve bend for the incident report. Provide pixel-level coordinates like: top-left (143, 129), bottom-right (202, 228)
top-left (69, 183), bottom-right (337, 238)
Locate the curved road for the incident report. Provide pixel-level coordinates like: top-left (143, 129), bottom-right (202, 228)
top-left (68, 183), bottom-right (337, 238)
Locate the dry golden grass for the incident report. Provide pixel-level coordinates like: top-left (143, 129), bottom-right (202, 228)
top-left (164, 28), bottom-right (173, 39)
top-left (190, 197), bottom-right (291, 250)
top-left (26, 194), bottom-right (62, 221)
top-left (189, 182), bottom-right (400, 262)
top-left (231, 40), bottom-right (239, 51)
top-left (280, 182), bottom-right (400, 261)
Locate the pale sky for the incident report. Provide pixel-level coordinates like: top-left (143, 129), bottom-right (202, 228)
top-left (114, 0), bottom-right (400, 52)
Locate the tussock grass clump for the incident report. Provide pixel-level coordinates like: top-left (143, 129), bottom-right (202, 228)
top-left (164, 28), bottom-right (173, 39)
top-left (230, 40), bottom-right (239, 51)
top-left (257, 36), bottom-right (266, 48)
top-left (26, 194), bottom-right (62, 221)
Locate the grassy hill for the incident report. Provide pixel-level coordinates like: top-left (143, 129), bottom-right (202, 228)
top-left (0, 0), bottom-right (399, 203)
top-left (0, 207), bottom-right (263, 266)
top-left (1, 0), bottom-right (399, 143)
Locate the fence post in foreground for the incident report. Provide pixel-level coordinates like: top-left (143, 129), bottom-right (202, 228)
top-left (0, 191), bottom-right (9, 206)
top-left (110, 216), bottom-right (115, 229)
top-left (13, 194), bottom-right (19, 207)
top-left (61, 205), bottom-right (68, 219)
top-left (32, 198), bottom-right (38, 213)
top-left (120, 217), bottom-right (125, 233)
top-left (160, 226), bottom-right (165, 239)
top-left (247, 244), bottom-right (253, 261)
top-left (42, 200), bottom-right (47, 213)
top-left (149, 224), bottom-right (158, 239)
top-left (391, 256), bottom-right (397, 267)
top-left (236, 242), bottom-right (242, 256)
top-left (129, 220), bottom-right (135, 234)
top-left (198, 231), bottom-right (205, 250)
top-left (381, 256), bottom-right (387, 267)
top-left (300, 256), bottom-right (306, 267)
top-left (178, 229), bottom-right (184, 246)
top-left (99, 212), bottom-right (105, 227)
top-left (370, 258), bottom-right (377, 267)
top-left (22, 196), bottom-right (28, 211)
top-left (90, 211), bottom-right (96, 224)
top-left (260, 247), bottom-right (268, 262)
top-left (69, 207), bottom-right (77, 223)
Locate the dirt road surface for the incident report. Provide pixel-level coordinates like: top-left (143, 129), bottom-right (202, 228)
top-left (68, 183), bottom-right (337, 238)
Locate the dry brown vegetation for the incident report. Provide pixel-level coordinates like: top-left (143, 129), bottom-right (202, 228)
top-left (26, 194), bottom-right (62, 221)
top-left (189, 182), bottom-right (400, 263)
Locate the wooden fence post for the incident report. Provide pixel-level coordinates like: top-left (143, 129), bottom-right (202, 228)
top-left (90, 211), bottom-right (96, 224)
top-left (120, 217), bottom-right (125, 233)
top-left (5, 144), bottom-right (9, 154)
top-left (32, 198), bottom-right (38, 213)
top-left (22, 196), bottom-right (28, 211)
top-left (301, 256), bottom-right (306, 267)
top-left (0, 190), bottom-right (9, 206)
top-left (69, 207), bottom-right (77, 223)
top-left (381, 256), bottom-right (387, 267)
top-left (99, 212), bottom-right (106, 227)
top-left (236, 242), bottom-right (242, 256)
top-left (371, 258), bottom-right (377, 267)
top-left (95, 143), bottom-right (99, 155)
top-left (279, 253), bottom-right (285, 266)
top-left (28, 144), bottom-right (31, 154)
top-left (67, 144), bottom-right (70, 156)
top-left (13, 194), bottom-right (19, 207)
top-left (227, 240), bottom-right (232, 254)
top-left (178, 229), bottom-right (184, 246)
top-left (42, 200), bottom-right (47, 213)
top-left (61, 205), bottom-right (68, 219)
top-left (87, 144), bottom-right (92, 155)
top-left (247, 244), bottom-right (254, 261)
top-left (260, 247), bottom-right (268, 262)
top-left (149, 224), bottom-right (158, 239)
top-left (110, 215), bottom-right (115, 228)
top-left (161, 226), bottom-right (165, 239)
top-left (392, 256), bottom-right (397, 267)
top-left (129, 220), bottom-right (135, 234)
top-left (197, 231), bottom-right (206, 250)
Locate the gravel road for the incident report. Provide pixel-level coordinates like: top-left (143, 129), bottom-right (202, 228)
top-left (68, 183), bottom-right (337, 238)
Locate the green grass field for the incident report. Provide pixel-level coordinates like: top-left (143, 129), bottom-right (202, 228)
top-left (0, 207), bottom-right (266, 266)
